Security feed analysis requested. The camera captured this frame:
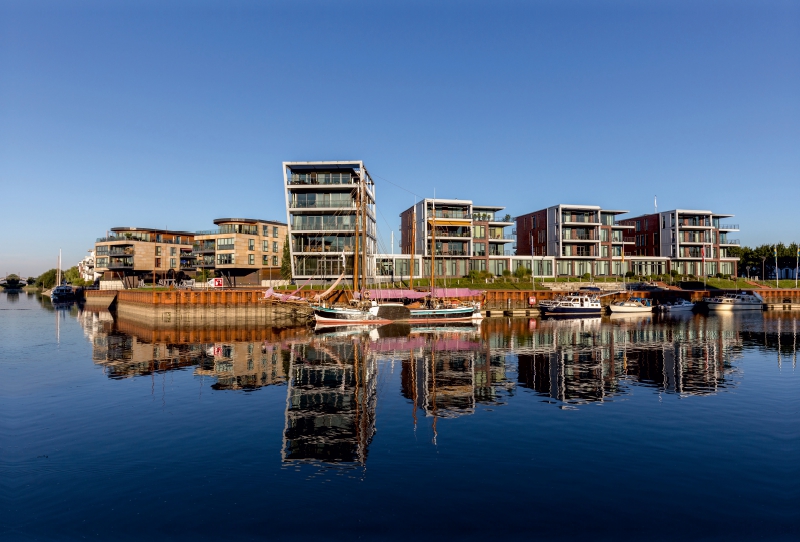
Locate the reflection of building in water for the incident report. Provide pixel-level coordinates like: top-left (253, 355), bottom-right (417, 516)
top-left (85, 313), bottom-right (304, 389)
top-left (282, 336), bottom-right (377, 465)
top-left (374, 327), bottom-right (512, 420)
top-left (486, 316), bottom-right (745, 403)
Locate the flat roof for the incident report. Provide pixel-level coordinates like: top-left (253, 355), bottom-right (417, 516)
top-left (213, 218), bottom-right (287, 226)
top-left (284, 161), bottom-right (362, 171)
top-left (472, 205), bottom-right (505, 212)
top-left (110, 227), bottom-right (194, 235)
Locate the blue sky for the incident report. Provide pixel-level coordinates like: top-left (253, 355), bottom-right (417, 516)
top-left (1, 0), bottom-right (798, 276)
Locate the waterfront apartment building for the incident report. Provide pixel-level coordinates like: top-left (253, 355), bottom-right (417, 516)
top-left (619, 210), bottom-right (740, 276)
top-left (515, 204), bottom-right (647, 277)
top-left (398, 199), bottom-right (515, 277)
top-left (283, 161), bottom-right (376, 284)
top-left (193, 218), bottom-right (287, 286)
top-left (94, 227), bottom-right (195, 284)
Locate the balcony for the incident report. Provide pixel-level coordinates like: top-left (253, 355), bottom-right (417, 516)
top-left (488, 236), bottom-right (514, 242)
top-left (719, 239), bottom-right (740, 245)
top-left (719, 224), bottom-right (739, 230)
top-left (562, 234), bottom-right (597, 242)
top-left (431, 210), bottom-right (471, 220)
top-left (434, 250), bottom-right (468, 256)
top-left (289, 173), bottom-right (353, 185)
top-left (290, 200), bottom-right (356, 209)
top-left (180, 263), bottom-right (196, 270)
top-left (108, 260), bottom-right (133, 269)
top-left (108, 248), bottom-right (134, 256)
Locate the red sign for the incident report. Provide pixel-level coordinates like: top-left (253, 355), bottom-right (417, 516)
top-left (211, 278), bottom-right (223, 288)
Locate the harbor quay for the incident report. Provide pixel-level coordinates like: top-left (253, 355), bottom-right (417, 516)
top-left (83, 286), bottom-right (800, 317)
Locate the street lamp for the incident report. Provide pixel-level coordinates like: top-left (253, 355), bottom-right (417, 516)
top-left (761, 256), bottom-right (767, 284)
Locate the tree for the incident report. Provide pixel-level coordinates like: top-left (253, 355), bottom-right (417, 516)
top-left (35, 269), bottom-right (59, 289)
top-left (280, 235), bottom-right (292, 281)
top-left (64, 266), bottom-right (82, 285)
top-left (26, 277), bottom-right (35, 285)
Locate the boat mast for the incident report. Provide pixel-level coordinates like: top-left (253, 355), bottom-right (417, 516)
top-left (353, 179), bottom-right (360, 293)
top-left (410, 204), bottom-right (416, 289)
top-left (431, 201), bottom-right (437, 294)
top-left (361, 171), bottom-right (367, 292)
top-left (57, 249), bottom-right (61, 286)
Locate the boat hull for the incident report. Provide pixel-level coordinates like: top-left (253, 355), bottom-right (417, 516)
top-left (542, 306), bottom-right (602, 317)
top-left (313, 305), bottom-right (481, 326)
top-left (706, 303), bottom-right (762, 312)
top-left (608, 305), bottom-right (652, 313)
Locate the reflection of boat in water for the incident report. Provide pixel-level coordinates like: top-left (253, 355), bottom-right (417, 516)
top-left (609, 312), bottom-right (653, 321)
top-left (608, 297), bottom-right (652, 314)
top-left (706, 292), bottom-right (763, 312)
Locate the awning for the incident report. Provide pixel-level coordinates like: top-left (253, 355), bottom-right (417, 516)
top-left (432, 287), bottom-right (485, 298)
top-left (364, 289), bottom-right (430, 300)
top-left (428, 219), bottom-right (471, 226)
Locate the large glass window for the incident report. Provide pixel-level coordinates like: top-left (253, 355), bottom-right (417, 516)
top-left (474, 242), bottom-right (486, 256)
top-left (217, 253), bottom-right (234, 265)
top-left (96, 245), bottom-right (108, 255)
top-left (472, 225), bottom-right (485, 238)
top-left (217, 238), bottom-right (235, 250)
top-left (291, 192), bottom-right (354, 208)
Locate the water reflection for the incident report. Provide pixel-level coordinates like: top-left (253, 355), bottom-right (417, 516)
top-left (72, 307), bottom-right (800, 465)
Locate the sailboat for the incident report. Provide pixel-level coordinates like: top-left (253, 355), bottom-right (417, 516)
top-left (311, 196), bottom-right (483, 326)
top-left (50, 249), bottom-right (75, 303)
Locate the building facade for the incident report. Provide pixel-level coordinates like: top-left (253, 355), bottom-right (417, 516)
top-left (94, 227), bottom-right (196, 284)
top-left (193, 218), bottom-right (287, 286)
top-left (619, 209), bottom-right (739, 276)
top-left (283, 161), bottom-right (376, 284)
top-left (515, 204), bottom-right (641, 277)
top-left (398, 198), bottom-right (515, 278)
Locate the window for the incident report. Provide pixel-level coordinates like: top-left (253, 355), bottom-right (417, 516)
top-left (602, 245), bottom-right (609, 257)
top-left (273, 241), bottom-right (278, 252)
top-left (474, 242), bottom-right (486, 256)
top-left (217, 238), bottom-right (234, 250)
top-left (272, 256), bottom-right (278, 266)
top-left (217, 253), bottom-right (234, 265)
top-left (170, 258), bottom-right (176, 268)
top-left (600, 229), bottom-right (609, 242)
top-left (635, 220), bottom-right (641, 232)
top-left (248, 254), bottom-right (255, 265)
top-left (263, 240), bottom-right (269, 252)
top-left (96, 257), bottom-right (108, 267)
top-left (263, 255), bottom-right (269, 265)
top-left (96, 245), bottom-right (108, 255)
top-left (273, 226), bottom-right (279, 238)
top-left (472, 225), bottom-right (485, 238)
top-left (262, 226), bottom-right (269, 236)
top-left (155, 257), bottom-right (162, 267)
top-left (170, 247), bottom-right (176, 256)
top-left (470, 259), bottom-right (486, 272)
top-left (156, 246), bottom-right (162, 256)
top-left (248, 239), bottom-right (255, 250)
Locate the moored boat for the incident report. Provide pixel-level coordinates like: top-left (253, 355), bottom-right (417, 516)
top-left (660, 299), bottom-right (695, 312)
top-left (608, 297), bottom-right (653, 314)
top-left (540, 292), bottom-right (602, 317)
top-left (705, 292), bottom-right (763, 311)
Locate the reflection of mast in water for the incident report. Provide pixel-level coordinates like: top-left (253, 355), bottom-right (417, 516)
top-left (281, 336), bottom-right (377, 466)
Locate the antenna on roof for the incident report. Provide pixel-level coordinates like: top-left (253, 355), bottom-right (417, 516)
top-left (654, 195), bottom-right (658, 215)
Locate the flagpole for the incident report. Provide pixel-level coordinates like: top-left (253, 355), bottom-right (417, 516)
top-left (796, 246), bottom-right (798, 289)
top-left (774, 246), bottom-right (778, 289)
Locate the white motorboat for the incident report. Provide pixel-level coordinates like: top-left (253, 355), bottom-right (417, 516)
top-left (540, 293), bottom-right (602, 317)
top-left (608, 297), bottom-right (653, 314)
top-left (705, 292), bottom-right (763, 312)
top-left (661, 299), bottom-right (695, 312)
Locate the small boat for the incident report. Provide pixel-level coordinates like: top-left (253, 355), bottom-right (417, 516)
top-left (49, 249), bottom-right (75, 303)
top-left (540, 292), bottom-right (602, 317)
top-left (661, 299), bottom-right (695, 312)
top-left (50, 284), bottom-right (75, 303)
top-left (706, 292), bottom-right (763, 312)
top-left (608, 297), bottom-right (652, 314)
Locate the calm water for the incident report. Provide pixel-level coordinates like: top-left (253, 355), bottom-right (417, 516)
top-left (2, 292), bottom-right (798, 541)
